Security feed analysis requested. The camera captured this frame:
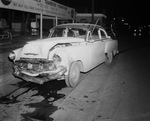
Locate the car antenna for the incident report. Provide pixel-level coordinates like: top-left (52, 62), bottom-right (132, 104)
top-left (91, 18), bottom-right (99, 34)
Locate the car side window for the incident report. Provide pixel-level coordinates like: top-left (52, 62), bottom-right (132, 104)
top-left (51, 28), bottom-right (64, 37)
top-left (67, 29), bottom-right (74, 37)
top-left (91, 28), bottom-right (99, 40)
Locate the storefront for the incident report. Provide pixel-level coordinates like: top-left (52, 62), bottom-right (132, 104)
top-left (0, 0), bottom-right (75, 39)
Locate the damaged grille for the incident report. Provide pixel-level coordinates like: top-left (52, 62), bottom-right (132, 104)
top-left (14, 58), bottom-right (55, 74)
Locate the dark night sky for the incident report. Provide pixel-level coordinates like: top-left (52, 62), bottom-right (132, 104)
top-left (54, 0), bottom-right (150, 25)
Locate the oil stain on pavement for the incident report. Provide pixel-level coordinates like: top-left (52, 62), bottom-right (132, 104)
top-left (0, 79), bottom-right (67, 121)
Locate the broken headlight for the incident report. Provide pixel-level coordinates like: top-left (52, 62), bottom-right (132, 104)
top-left (9, 52), bottom-right (16, 60)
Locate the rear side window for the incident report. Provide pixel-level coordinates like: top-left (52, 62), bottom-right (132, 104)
top-left (100, 30), bottom-right (107, 39)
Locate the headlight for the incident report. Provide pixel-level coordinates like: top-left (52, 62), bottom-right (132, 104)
top-left (52, 54), bottom-right (61, 62)
top-left (9, 52), bottom-right (16, 60)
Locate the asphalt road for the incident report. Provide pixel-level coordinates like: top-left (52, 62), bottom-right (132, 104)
top-left (0, 35), bottom-right (150, 121)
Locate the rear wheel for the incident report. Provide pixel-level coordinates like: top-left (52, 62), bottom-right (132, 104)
top-left (65, 61), bottom-right (80, 88)
top-left (105, 52), bottom-right (113, 65)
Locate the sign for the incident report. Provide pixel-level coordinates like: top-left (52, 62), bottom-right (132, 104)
top-left (0, 0), bottom-right (75, 19)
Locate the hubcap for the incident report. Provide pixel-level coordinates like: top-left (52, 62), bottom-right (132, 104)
top-left (71, 66), bottom-right (79, 83)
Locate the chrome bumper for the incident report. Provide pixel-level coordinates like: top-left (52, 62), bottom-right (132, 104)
top-left (13, 60), bottom-right (67, 84)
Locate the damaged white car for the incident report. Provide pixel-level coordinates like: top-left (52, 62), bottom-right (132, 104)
top-left (9, 23), bottom-right (118, 87)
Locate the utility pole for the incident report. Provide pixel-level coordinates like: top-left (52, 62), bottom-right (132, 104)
top-left (91, 0), bottom-right (94, 23)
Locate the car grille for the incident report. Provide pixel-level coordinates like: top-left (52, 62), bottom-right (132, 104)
top-left (14, 59), bottom-right (55, 73)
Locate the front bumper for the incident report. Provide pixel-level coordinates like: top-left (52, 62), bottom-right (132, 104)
top-left (13, 59), bottom-right (67, 84)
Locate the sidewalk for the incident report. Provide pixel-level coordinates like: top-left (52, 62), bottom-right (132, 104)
top-left (0, 31), bottom-right (20, 45)
top-left (0, 34), bottom-right (40, 46)
top-left (0, 30), bottom-right (49, 45)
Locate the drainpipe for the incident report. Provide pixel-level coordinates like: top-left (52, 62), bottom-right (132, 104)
top-left (40, 13), bottom-right (43, 39)
top-left (55, 17), bottom-right (58, 26)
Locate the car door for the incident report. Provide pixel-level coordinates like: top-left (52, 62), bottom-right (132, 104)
top-left (87, 28), bottom-right (106, 69)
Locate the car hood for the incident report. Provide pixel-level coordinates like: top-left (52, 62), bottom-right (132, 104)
top-left (20, 37), bottom-right (84, 59)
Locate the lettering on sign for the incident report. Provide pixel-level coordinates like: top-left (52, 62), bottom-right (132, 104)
top-left (0, 0), bottom-right (75, 19)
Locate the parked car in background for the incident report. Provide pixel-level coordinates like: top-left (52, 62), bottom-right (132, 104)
top-left (132, 26), bottom-right (142, 37)
top-left (129, 25), bottom-right (150, 38)
top-left (9, 23), bottom-right (119, 88)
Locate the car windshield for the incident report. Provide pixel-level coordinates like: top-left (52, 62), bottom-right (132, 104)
top-left (50, 27), bottom-right (87, 38)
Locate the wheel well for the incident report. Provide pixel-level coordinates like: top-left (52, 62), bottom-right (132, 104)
top-left (77, 60), bottom-right (84, 72)
top-left (105, 53), bottom-right (108, 58)
top-left (105, 51), bottom-right (114, 57)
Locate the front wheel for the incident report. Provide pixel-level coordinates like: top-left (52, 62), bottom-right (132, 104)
top-left (105, 52), bottom-right (113, 65)
top-left (65, 61), bottom-right (80, 88)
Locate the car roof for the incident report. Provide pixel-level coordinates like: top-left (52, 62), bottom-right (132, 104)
top-left (54, 23), bottom-right (104, 31)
